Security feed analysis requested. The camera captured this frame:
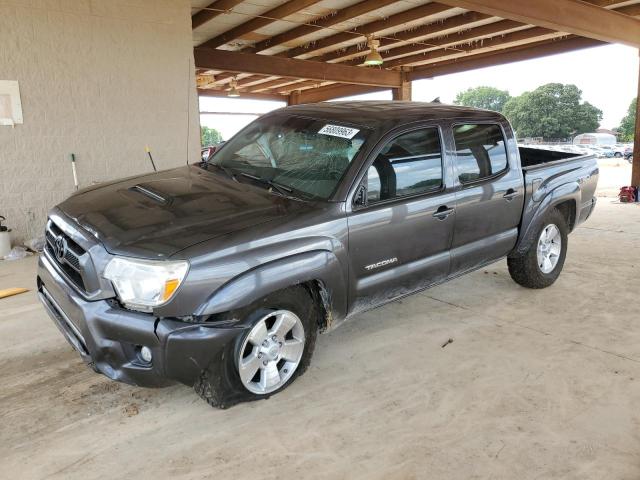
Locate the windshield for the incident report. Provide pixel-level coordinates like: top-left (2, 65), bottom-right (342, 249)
top-left (211, 115), bottom-right (369, 200)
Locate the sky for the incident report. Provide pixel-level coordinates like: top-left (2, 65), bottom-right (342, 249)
top-left (200, 43), bottom-right (639, 140)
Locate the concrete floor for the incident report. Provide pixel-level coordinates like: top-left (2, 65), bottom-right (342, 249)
top-left (1, 163), bottom-right (639, 479)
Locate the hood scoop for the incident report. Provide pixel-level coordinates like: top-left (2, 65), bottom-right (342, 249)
top-left (129, 184), bottom-right (171, 205)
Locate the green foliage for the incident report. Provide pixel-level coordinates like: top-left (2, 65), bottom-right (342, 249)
top-left (201, 126), bottom-right (223, 146)
top-left (453, 86), bottom-right (511, 112)
top-left (502, 83), bottom-right (602, 139)
top-left (618, 98), bottom-right (637, 142)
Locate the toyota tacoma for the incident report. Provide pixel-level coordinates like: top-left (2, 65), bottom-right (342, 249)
top-left (38, 101), bottom-right (598, 407)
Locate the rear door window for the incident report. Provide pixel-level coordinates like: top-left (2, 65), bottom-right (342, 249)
top-left (367, 128), bottom-right (443, 203)
top-left (452, 124), bottom-right (508, 183)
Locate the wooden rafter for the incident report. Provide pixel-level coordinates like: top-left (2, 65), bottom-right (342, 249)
top-left (291, 36), bottom-right (606, 103)
top-left (408, 36), bottom-right (605, 80)
top-left (197, 88), bottom-right (286, 101)
top-left (316, 12), bottom-right (495, 64)
top-left (436, 0), bottom-right (640, 47)
top-left (383, 26), bottom-right (563, 68)
top-left (282, 2), bottom-right (456, 59)
top-left (198, 0), bottom-right (322, 49)
top-left (296, 83), bottom-right (388, 103)
top-left (194, 48), bottom-right (403, 87)
top-left (339, 19), bottom-right (525, 66)
top-left (220, 2), bottom-right (458, 89)
top-left (192, 0), bottom-right (245, 29)
top-left (245, 0), bottom-right (399, 54)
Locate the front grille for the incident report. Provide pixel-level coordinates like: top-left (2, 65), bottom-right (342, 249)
top-left (45, 220), bottom-right (87, 291)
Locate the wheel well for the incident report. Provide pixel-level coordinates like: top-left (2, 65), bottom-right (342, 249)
top-left (302, 280), bottom-right (332, 333)
top-left (196, 281), bottom-right (333, 332)
top-left (555, 200), bottom-right (576, 232)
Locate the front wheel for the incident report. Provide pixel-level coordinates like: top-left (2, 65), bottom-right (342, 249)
top-left (194, 286), bottom-right (318, 408)
top-left (508, 208), bottom-right (568, 289)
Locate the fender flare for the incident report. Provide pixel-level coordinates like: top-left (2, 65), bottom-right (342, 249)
top-left (512, 182), bottom-right (580, 256)
top-left (194, 250), bottom-right (348, 324)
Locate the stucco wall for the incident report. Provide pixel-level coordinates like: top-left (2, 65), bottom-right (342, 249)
top-left (0, 0), bottom-right (200, 244)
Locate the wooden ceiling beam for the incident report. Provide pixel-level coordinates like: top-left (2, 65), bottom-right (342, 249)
top-left (296, 83), bottom-right (388, 103)
top-left (198, 0), bottom-right (322, 49)
top-left (194, 48), bottom-right (402, 87)
top-left (262, 79), bottom-right (327, 94)
top-left (283, 2), bottom-right (455, 59)
top-left (408, 36), bottom-right (605, 81)
top-left (616, 4), bottom-right (640, 17)
top-left (197, 88), bottom-right (287, 102)
top-left (436, 0), bottom-right (640, 47)
top-left (243, 78), bottom-right (321, 92)
top-left (316, 11), bottom-right (495, 64)
top-left (245, 0), bottom-right (398, 54)
top-left (192, 0), bottom-right (245, 29)
top-left (317, 0), bottom-right (640, 65)
top-left (383, 26), bottom-right (560, 69)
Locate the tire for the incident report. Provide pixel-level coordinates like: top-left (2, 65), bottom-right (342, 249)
top-left (508, 208), bottom-right (568, 289)
top-left (615, 152), bottom-right (623, 158)
top-left (194, 285), bottom-right (318, 408)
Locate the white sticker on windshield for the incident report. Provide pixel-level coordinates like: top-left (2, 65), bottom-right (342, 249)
top-left (318, 124), bottom-right (360, 139)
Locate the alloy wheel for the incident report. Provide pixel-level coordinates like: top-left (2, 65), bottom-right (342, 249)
top-left (237, 310), bottom-right (305, 395)
top-left (537, 224), bottom-right (562, 274)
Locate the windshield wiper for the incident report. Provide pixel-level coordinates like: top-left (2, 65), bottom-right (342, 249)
top-left (238, 172), bottom-right (293, 196)
top-left (208, 162), bottom-right (238, 182)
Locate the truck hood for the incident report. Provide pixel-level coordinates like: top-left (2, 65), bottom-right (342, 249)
top-left (58, 165), bottom-right (308, 257)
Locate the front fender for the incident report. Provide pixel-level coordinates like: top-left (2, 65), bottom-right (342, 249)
top-left (512, 181), bottom-right (580, 256)
top-left (194, 250), bottom-right (347, 324)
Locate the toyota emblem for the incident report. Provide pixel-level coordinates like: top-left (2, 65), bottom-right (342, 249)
top-left (54, 235), bottom-right (67, 261)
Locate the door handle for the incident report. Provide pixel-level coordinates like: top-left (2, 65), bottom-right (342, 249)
top-left (433, 205), bottom-right (454, 220)
top-left (503, 189), bottom-right (518, 201)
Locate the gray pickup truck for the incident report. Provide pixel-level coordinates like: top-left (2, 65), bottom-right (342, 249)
top-left (38, 101), bottom-right (598, 407)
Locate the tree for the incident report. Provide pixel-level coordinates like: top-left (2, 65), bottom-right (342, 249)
top-left (502, 83), bottom-right (602, 139)
top-left (618, 98), bottom-right (637, 142)
top-left (454, 86), bottom-right (511, 112)
top-left (201, 126), bottom-right (223, 146)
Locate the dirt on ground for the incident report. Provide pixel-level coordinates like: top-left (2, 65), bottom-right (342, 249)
top-left (1, 163), bottom-right (640, 479)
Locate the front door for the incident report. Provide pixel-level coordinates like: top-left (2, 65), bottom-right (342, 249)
top-left (347, 126), bottom-right (456, 314)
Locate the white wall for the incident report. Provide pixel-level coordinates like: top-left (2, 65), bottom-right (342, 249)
top-left (0, 0), bottom-right (200, 243)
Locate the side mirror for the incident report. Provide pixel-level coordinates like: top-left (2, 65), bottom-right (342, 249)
top-left (353, 184), bottom-right (367, 208)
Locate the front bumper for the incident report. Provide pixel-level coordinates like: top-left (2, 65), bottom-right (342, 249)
top-left (37, 253), bottom-right (246, 388)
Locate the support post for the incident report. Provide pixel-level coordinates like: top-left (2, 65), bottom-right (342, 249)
top-left (288, 90), bottom-right (301, 106)
top-left (632, 49), bottom-right (640, 186)
top-left (392, 71), bottom-right (412, 101)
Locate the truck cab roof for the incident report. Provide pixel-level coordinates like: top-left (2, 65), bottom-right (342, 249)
top-left (275, 101), bottom-right (506, 131)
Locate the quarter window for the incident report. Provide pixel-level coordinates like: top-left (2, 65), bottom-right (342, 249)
top-left (453, 124), bottom-right (508, 183)
top-left (367, 128), bottom-right (443, 203)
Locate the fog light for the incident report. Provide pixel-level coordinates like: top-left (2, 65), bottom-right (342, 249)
top-left (140, 346), bottom-right (153, 363)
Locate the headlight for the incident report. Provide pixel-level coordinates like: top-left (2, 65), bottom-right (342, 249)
top-left (103, 257), bottom-right (189, 312)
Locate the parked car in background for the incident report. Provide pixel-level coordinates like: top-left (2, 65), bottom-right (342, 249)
top-left (596, 146), bottom-right (615, 158)
top-left (624, 146), bottom-right (633, 162)
top-left (612, 145), bottom-right (626, 158)
top-left (38, 102), bottom-right (599, 408)
top-left (201, 141), bottom-right (226, 162)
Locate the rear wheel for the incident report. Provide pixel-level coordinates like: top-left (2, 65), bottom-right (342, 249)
top-left (508, 208), bottom-right (568, 289)
top-left (194, 286), bottom-right (318, 408)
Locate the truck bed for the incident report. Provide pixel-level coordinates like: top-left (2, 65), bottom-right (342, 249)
top-left (515, 146), bottom-right (598, 257)
top-left (518, 146), bottom-right (586, 170)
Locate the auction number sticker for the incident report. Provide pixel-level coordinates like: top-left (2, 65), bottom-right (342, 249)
top-left (318, 124), bottom-right (360, 139)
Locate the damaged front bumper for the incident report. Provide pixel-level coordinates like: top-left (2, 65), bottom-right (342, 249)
top-left (37, 253), bottom-right (245, 388)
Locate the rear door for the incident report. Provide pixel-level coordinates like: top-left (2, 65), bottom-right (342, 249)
top-left (449, 122), bottom-right (524, 273)
top-left (346, 125), bottom-right (456, 313)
